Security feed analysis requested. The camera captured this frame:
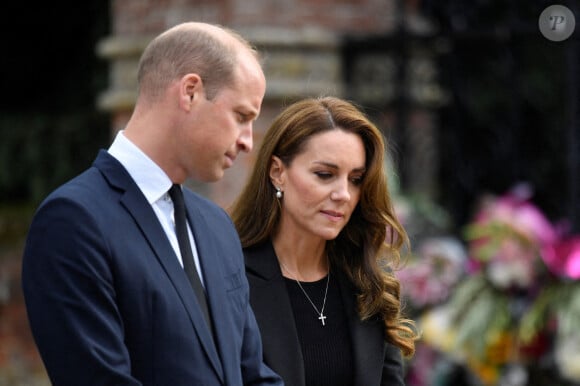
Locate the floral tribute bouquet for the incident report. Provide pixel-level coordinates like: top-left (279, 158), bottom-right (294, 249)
top-left (399, 184), bottom-right (580, 386)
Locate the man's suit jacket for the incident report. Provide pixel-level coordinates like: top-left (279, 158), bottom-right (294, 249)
top-left (22, 150), bottom-right (282, 386)
top-left (244, 241), bottom-right (405, 386)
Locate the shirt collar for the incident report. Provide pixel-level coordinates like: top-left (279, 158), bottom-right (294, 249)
top-left (107, 130), bottom-right (173, 204)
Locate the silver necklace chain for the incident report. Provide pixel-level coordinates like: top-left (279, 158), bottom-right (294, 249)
top-left (279, 262), bottom-right (330, 326)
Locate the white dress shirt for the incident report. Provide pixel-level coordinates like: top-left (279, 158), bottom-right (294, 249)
top-left (108, 130), bottom-right (205, 285)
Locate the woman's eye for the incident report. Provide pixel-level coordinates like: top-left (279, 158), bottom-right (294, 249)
top-left (350, 176), bottom-right (364, 185)
top-left (314, 172), bottom-right (332, 180)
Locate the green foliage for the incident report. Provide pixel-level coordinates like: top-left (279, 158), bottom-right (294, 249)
top-left (558, 284), bottom-right (580, 338)
top-left (519, 281), bottom-right (580, 343)
top-left (447, 274), bottom-right (512, 356)
top-left (518, 285), bottom-right (558, 343)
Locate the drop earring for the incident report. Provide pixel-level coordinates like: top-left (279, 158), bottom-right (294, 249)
top-left (275, 187), bottom-right (283, 199)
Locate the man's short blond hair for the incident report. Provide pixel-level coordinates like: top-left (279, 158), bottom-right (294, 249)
top-left (137, 22), bottom-right (259, 102)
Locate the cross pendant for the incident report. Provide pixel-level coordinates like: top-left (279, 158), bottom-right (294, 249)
top-left (318, 313), bottom-right (327, 326)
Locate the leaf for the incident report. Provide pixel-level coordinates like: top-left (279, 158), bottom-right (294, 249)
top-left (519, 285), bottom-right (556, 343)
top-left (447, 275), bottom-right (511, 358)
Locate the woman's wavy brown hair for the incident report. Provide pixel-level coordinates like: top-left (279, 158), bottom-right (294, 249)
top-left (229, 96), bottom-right (418, 357)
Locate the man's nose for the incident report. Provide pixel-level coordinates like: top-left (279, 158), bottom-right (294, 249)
top-left (238, 123), bottom-right (254, 153)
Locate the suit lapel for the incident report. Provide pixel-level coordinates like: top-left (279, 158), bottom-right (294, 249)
top-left (182, 198), bottom-right (231, 373)
top-left (244, 242), bottom-right (306, 386)
top-left (94, 151), bottom-right (224, 382)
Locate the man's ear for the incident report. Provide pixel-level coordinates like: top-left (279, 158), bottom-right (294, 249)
top-left (180, 73), bottom-right (202, 111)
top-left (269, 155), bottom-right (285, 187)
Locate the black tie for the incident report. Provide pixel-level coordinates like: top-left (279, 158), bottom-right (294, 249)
top-left (168, 184), bottom-right (214, 335)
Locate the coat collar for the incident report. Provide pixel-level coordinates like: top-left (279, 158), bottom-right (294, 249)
top-left (245, 241), bottom-right (306, 386)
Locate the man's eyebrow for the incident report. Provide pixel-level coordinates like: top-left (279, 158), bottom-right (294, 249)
top-left (239, 109), bottom-right (259, 120)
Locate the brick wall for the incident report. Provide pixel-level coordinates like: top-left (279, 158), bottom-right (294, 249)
top-left (98, 0), bottom-right (404, 207)
top-left (110, 0), bottom-right (398, 35)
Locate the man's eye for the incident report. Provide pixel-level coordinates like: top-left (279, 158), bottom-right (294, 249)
top-left (237, 113), bottom-right (249, 123)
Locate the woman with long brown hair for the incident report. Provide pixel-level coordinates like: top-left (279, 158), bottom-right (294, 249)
top-left (230, 96), bottom-right (418, 386)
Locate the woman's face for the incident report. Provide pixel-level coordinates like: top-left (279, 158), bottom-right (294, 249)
top-left (272, 129), bottom-right (366, 241)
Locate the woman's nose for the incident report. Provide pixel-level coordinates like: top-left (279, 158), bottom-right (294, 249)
top-left (330, 179), bottom-right (351, 202)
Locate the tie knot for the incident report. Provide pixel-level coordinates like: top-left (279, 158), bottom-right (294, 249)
top-left (168, 184), bottom-right (183, 204)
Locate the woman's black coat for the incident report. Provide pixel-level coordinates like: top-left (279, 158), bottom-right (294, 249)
top-left (244, 241), bottom-right (405, 386)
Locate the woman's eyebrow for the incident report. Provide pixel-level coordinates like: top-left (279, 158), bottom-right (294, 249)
top-left (313, 161), bottom-right (366, 172)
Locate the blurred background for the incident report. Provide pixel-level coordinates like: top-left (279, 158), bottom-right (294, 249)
top-left (0, 0), bottom-right (578, 384)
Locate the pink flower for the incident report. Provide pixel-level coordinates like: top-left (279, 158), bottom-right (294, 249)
top-left (464, 184), bottom-right (559, 288)
top-left (541, 236), bottom-right (580, 280)
top-left (486, 238), bottom-right (538, 288)
top-left (397, 237), bottom-right (466, 308)
top-left (473, 185), bottom-right (557, 247)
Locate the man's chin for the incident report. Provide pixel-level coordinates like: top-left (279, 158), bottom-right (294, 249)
top-left (191, 169), bottom-right (224, 183)
top-left (203, 173), bottom-right (223, 183)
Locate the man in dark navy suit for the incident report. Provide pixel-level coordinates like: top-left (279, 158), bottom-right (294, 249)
top-left (22, 22), bottom-right (282, 386)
